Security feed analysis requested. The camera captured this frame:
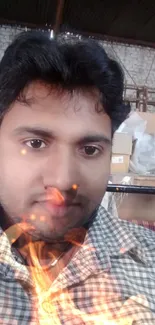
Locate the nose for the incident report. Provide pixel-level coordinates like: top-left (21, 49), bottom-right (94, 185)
top-left (43, 149), bottom-right (79, 193)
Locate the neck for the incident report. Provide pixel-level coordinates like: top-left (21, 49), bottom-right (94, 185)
top-left (0, 206), bottom-right (96, 265)
top-left (11, 226), bottom-right (87, 269)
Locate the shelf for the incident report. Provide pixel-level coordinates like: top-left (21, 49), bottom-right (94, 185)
top-left (107, 184), bottom-right (155, 194)
top-left (107, 174), bottom-right (155, 221)
top-left (107, 174), bottom-right (155, 194)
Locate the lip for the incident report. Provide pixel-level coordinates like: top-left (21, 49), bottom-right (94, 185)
top-left (37, 200), bottom-right (81, 217)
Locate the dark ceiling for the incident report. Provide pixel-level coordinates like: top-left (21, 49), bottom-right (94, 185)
top-left (0, 0), bottom-right (155, 46)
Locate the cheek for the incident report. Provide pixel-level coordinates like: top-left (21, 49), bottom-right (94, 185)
top-left (0, 153), bottom-right (36, 194)
top-left (0, 154), bottom-right (40, 217)
top-left (90, 173), bottom-right (109, 202)
top-left (81, 156), bottom-right (110, 201)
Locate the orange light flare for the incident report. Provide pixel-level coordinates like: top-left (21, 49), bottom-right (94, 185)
top-left (0, 224), bottom-right (134, 324)
top-left (30, 214), bottom-right (36, 221)
top-left (46, 188), bottom-right (65, 204)
top-left (3, 222), bottom-right (35, 244)
top-left (20, 148), bottom-right (27, 155)
top-left (72, 184), bottom-right (78, 191)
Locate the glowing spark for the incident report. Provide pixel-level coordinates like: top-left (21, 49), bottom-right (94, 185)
top-left (120, 247), bottom-right (126, 254)
top-left (30, 214), bottom-right (36, 220)
top-left (46, 188), bottom-right (64, 204)
top-left (40, 216), bottom-right (46, 222)
top-left (72, 184), bottom-right (78, 190)
top-left (21, 149), bottom-right (27, 155)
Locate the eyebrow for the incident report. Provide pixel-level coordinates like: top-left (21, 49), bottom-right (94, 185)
top-left (12, 126), bottom-right (54, 139)
top-left (12, 126), bottom-right (112, 146)
top-left (77, 135), bottom-right (112, 146)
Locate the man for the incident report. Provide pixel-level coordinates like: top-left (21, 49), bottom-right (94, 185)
top-left (0, 31), bottom-right (154, 325)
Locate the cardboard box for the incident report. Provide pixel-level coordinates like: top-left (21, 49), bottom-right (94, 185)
top-left (109, 173), bottom-right (155, 221)
top-left (111, 155), bottom-right (130, 173)
top-left (111, 133), bottom-right (132, 173)
top-left (110, 174), bottom-right (155, 221)
top-left (133, 175), bottom-right (155, 187)
top-left (117, 193), bottom-right (155, 222)
top-left (138, 112), bottom-right (155, 134)
top-left (112, 132), bottom-right (132, 155)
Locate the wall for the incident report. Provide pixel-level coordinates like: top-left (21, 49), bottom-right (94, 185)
top-left (100, 40), bottom-right (155, 111)
top-left (0, 25), bottom-right (26, 60)
top-left (100, 40), bottom-right (155, 89)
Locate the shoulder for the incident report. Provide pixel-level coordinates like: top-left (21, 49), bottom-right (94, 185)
top-left (121, 219), bottom-right (155, 246)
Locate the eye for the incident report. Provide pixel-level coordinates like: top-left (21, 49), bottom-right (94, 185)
top-left (83, 146), bottom-right (100, 156)
top-left (25, 139), bottom-right (46, 149)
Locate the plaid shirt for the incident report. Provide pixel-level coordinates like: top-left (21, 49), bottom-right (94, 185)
top-left (0, 206), bottom-right (155, 324)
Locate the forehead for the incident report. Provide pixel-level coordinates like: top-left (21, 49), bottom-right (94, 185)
top-left (0, 82), bottom-right (111, 140)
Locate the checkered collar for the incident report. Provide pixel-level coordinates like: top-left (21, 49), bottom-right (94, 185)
top-left (93, 205), bottom-right (140, 257)
top-left (0, 206), bottom-right (152, 292)
top-left (52, 205), bottom-right (151, 292)
top-left (0, 224), bottom-right (31, 285)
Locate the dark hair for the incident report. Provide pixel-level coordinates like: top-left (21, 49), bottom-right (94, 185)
top-left (0, 31), bottom-right (130, 134)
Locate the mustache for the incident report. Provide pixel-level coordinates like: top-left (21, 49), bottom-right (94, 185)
top-left (29, 190), bottom-right (89, 206)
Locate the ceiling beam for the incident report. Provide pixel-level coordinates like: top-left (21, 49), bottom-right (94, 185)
top-left (53, 0), bottom-right (65, 36)
top-left (62, 27), bottom-right (155, 49)
top-left (0, 18), bottom-right (50, 30)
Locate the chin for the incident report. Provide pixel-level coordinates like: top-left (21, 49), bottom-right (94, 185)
top-left (26, 226), bottom-right (66, 243)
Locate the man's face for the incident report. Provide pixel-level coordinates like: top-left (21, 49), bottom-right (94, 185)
top-left (0, 82), bottom-right (112, 242)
